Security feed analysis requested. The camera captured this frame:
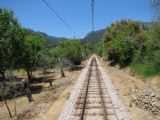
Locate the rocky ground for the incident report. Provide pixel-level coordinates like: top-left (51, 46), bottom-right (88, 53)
top-left (99, 57), bottom-right (160, 120)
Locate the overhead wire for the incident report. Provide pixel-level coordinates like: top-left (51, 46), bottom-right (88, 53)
top-left (41, 0), bottom-right (77, 37)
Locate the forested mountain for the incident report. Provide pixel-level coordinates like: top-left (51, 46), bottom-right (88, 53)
top-left (29, 29), bottom-right (68, 47)
top-left (36, 32), bottom-right (69, 47)
top-left (81, 29), bottom-right (105, 44)
top-left (81, 22), bottom-right (153, 44)
top-left (30, 29), bottom-right (105, 47)
top-left (30, 22), bottom-right (152, 48)
top-left (36, 32), bottom-right (63, 47)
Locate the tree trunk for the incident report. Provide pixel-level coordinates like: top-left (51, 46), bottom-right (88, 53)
top-left (60, 64), bottom-right (65, 77)
top-left (49, 81), bottom-right (53, 86)
top-left (23, 80), bottom-right (34, 103)
top-left (59, 57), bottom-right (65, 77)
top-left (0, 66), bottom-right (5, 82)
top-left (14, 99), bottom-right (17, 116)
top-left (4, 99), bottom-right (12, 118)
top-left (26, 69), bottom-right (32, 81)
top-left (0, 67), bottom-right (12, 118)
top-left (26, 87), bottom-right (34, 103)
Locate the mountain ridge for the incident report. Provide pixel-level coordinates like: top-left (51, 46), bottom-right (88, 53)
top-left (31, 22), bottom-right (152, 47)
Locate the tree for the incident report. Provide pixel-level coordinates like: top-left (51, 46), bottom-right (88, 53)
top-left (0, 8), bottom-right (24, 118)
top-left (20, 30), bottom-right (46, 81)
top-left (50, 40), bottom-right (83, 77)
top-left (39, 49), bottom-right (55, 86)
top-left (103, 20), bottom-right (147, 66)
top-left (0, 8), bottom-right (23, 83)
top-left (134, 23), bottom-right (160, 70)
top-left (58, 40), bottom-right (82, 65)
top-left (96, 41), bottom-right (107, 57)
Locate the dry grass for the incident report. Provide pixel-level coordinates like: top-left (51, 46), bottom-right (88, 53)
top-left (44, 86), bottom-right (72, 120)
top-left (99, 57), bottom-right (160, 120)
top-left (0, 68), bottom-right (81, 120)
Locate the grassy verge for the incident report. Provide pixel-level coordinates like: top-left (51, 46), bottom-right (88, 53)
top-left (131, 63), bottom-right (160, 78)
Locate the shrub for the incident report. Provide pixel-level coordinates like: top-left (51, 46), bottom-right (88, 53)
top-left (103, 20), bottom-right (147, 66)
top-left (132, 23), bottom-right (160, 77)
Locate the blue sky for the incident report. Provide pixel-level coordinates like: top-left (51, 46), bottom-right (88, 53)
top-left (0, 0), bottom-right (153, 38)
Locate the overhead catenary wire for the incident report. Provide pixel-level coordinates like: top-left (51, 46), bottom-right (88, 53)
top-left (41, 0), bottom-right (77, 37)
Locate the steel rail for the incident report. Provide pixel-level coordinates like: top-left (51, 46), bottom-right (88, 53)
top-left (79, 57), bottom-right (108, 120)
top-left (80, 60), bottom-right (92, 120)
top-left (96, 61), bottom-right (108, 120)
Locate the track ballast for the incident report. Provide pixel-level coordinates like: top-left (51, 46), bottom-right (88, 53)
top-left (71, 57), bottom-right (118, 120)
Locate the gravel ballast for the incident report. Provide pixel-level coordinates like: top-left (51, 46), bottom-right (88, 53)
top-left (58, 56), bottom-right (131, 120)
top-left (95, 56), bottom-right (131, 120)
top-left (58, 57), bottom-right (92, 120)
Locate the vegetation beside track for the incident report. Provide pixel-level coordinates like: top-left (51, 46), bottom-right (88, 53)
top-left (96, 19), bottom-right (160, 78)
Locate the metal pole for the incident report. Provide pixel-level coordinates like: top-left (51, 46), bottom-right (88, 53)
top-left (91, 0), bottom-right (95, 31)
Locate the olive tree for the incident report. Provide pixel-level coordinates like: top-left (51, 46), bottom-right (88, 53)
top-left (0, 8), bottom-right (24, 118)
top-left (20, 30), bottom-right (46, 81)
top-left (0, 8), bottom-right (24, 83)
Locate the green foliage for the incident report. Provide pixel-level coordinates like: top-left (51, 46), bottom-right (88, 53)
top-left (80, 29), bottom-right (106, 54)
top-left (82, 29), bottom-right (105, 44)
top-left (0, 8), bottom-right (25, 82)
top-left (96, 41), bottom-right (108, 57)
top-left (38, 48), bottom-right (54, 72)
top-left (50, 39), bottom-right (92, 69)
top-left (132, 23), bottom-right (160, 77)
top-left (21, 31), bottom-right (46, 69)
top-left (103, 20), bottom-right (146, 66)
top-left (50, 47), bottom-right (62, 65)
top-left (103, 20), bottom-right (146, 45)
top-left (20, 30), bottom-right (46, 79)
top-left (131, 63), bottom-right (160, 78)
top-left (108, 29), bottom-right (134, 66)
top-left (58, 40), bottom-right (82, 65)
top-left (102, 20), bottom-right (159, 77)
top-left (81, 45), bottom-right (91, 60)
top-left (0, 8), bottom-right (48, 81)
top-left (96, 42), bottom-right (103, 56)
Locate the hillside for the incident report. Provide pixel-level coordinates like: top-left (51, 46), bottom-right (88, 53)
top-left (81, 29), bottom-right (105, 44)
top-left (30, 29), bottom-right (106, 47)
top-left (28, 29), bottom-right (68, 47)
top-left (36, 32), bottom-right (68, 47)
top-left (31, 22), bottom-right (152, 47)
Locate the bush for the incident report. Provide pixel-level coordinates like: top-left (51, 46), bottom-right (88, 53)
top-left (96, 41), bottom-right (108, 58)
top-left (131, 63), bottom-right (160, 78)
top-left (132, 23), bottom-right (160, 77)
top-left (59, 40), bottom-right (82, 65)
top-left (103, 20), bottom-right (147, 66)
top-left (108, 29), bottom-right (134, 66)
top-left (50, 40), bottom-right (83, 66)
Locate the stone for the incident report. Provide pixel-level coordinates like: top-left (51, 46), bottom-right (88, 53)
top-left (131, 95), bottom-right (137, 101)
top-left (150, 92), bottom-right (156, 97)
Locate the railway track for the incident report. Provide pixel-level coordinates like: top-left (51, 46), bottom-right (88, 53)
top-left (70, 57), bottom-right (118, 120)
